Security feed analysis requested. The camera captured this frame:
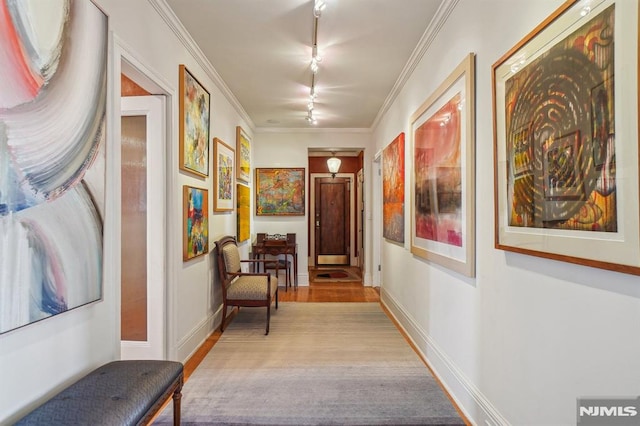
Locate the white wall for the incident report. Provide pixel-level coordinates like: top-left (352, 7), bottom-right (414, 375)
top-left (375, 0), bottom-right (640, 424)
top-left (252, 130), bottom-right (374, 285)
top-left (4, 0), bottom-right (639, 424)
top-left (0, 0), bottom-right (250, 422)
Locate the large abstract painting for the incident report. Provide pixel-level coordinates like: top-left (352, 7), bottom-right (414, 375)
top-left (411, 54), bottom-right (476, 277)
top-left (383, 133), bottom-right (405, 243)
top-left (493, 0), bottom-right (640, 275)
top-left (0, 0), bottom-right (107, 333)
top-left (183, 186), bottom-right (209, 260)
top-left (255, 168), bottom-right (305, 216)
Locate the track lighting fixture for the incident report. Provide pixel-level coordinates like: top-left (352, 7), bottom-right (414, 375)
top-left (314, 0), bottom-right (326, 18)
top-left (310, 82), bottom-right (317, 100)
top-left (306, 110), bottom-right (317, 125)
top-left (306, 0), bottom-right (326, 124)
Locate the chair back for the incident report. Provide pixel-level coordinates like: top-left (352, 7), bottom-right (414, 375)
top-left (214, 236), bottom-right (241, 287)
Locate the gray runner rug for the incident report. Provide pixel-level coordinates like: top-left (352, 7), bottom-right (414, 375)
top-left (154, 302), bottom-right (465, 425)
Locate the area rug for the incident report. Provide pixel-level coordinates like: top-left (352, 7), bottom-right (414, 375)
top-left (310, 267), bottom-right (361, 282)
top-left (154, 303), bottom-right (465, 425)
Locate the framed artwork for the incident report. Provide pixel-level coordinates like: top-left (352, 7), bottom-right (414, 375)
top-left (183, 186), bottom-right (209, 260)
top-left (410, 53), bottom-right (476, 277)
top-left (383, 132), bottom-right (405, 243)
top-left (0, 1), bottom-right (106, 334)
top-left (213, 137), bottom-right (234, 212)
top-left (236, 126), bottom-right (251, 183)
top-left (237, 183), bottom-right (251, 242)
top-left (493, 0), bottom-right (640, 275)
top-left (255, 168), bottom-right (305, 216)
top-left (179, 64), bottom-right (210, 177)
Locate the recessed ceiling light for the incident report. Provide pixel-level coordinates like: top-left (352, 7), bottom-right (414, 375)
top-left (266, 119), bottom-right (280, 124)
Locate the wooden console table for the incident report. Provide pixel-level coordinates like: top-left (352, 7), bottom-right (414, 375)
top-left (252, 233), bottom-right (298, 289)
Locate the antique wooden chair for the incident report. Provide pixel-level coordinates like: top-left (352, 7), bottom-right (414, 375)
top-left (214, 236), bottom-right (279, 335)
top-left (258, 233), bottom-right (294, 291)
top-left (263, 239), bottom-right (291, 290)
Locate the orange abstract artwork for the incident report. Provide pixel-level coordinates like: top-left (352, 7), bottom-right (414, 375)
top-left (383, 133), bottom-right (405, 243)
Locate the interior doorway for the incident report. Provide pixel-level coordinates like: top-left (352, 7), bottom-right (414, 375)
top-left (315, 177), bottom-right (350, 265)
top-left (119, 72), bottom-right (167, 360)
top-left (308, 149), bottom-right (364, 274)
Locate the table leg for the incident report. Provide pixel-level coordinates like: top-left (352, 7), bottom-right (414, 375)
top-left (294, 253), bottom-right (298, 289)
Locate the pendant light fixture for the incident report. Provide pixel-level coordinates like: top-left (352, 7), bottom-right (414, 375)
top-left (327, 152), bottom-right (341, 178)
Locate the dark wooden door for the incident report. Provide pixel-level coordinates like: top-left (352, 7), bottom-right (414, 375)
top-left (315, 177), bottom-right (350, 265)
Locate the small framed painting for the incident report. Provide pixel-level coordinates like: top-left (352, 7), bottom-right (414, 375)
top-left (183, 186), bottom-right (209, 260)
top-left (255, 168), bottom-right (305, 216)
top-left (213, 137), bottom-right (234, 212)
top-left (179, 65), bottom-right (210, 177)
top-left (236, 126), bottom-right (251, 183)
top-left (410, 53), bottom-right (476, 277)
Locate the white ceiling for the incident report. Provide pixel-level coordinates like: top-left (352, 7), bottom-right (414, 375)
top-left (163, 0), bottom-right (444, 130)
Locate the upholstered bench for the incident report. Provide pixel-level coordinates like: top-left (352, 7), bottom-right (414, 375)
top-left (15, 360), bottom-right (183, 426)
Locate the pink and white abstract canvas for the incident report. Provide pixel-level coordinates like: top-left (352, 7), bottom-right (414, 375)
top-left (0, 0), bottom-right (107, 333)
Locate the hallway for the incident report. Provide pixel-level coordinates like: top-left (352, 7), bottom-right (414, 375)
top-left (183, 280), bottom-right (379, 382)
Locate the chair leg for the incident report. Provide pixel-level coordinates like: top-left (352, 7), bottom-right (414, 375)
top-left (265, 304), bottom-right (270, 335)
top-left (283, 264), bottom-right (288, 290)
top-left (220, 302), bottom-right (227, 332)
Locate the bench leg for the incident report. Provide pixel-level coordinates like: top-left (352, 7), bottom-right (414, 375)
top-left (173, 377), bottom-right (183, 426)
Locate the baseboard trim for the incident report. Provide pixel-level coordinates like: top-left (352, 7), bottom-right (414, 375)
top-left (175, 305), bottom-right (223, 362)
top-left (381, 288), bottom-right (509, 426)
top-left (297, 273), bottom-right (309, 286)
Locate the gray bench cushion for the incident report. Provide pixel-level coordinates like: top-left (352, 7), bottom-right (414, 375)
top-left (16, 360), bottom-right (183, 426)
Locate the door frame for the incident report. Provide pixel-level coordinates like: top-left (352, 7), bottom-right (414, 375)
top-left (372, 151), bottom-right (382, 287)
top-left (314, 176), bottom-right (350, 266)
top-left (120, 95), bottom-right (166, 360)
top-left (112, 35), bottom-right (176, 359)
top-left (309, 172), bottom-right (356, 267)
top-left (357, 169), bottom-right (364, 270)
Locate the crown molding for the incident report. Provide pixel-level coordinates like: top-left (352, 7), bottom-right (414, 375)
top-left (148, 0), bottom-right (255, 130)
top-left (255, 127), bottom-right (372, 134)
top-left (371, 0), bottom-right (459, 131)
